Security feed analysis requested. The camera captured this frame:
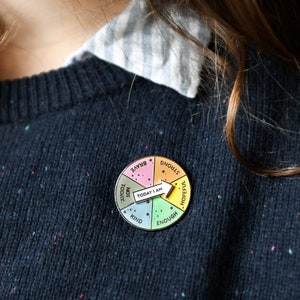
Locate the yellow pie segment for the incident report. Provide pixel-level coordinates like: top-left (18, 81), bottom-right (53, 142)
top-left (161, 175), bottom-right (191, 211)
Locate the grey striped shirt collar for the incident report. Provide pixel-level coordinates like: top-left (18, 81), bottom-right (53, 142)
top-left (66, 0), bottom-right (211, 98)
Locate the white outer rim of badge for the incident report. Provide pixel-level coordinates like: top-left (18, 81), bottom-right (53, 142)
top-left (114, 156), bottom-right (191, 231)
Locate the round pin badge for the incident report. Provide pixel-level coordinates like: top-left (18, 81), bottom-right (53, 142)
top-left (114, 156), bottom-right (191, 231)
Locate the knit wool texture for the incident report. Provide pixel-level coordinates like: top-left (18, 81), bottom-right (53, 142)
top-left (0, 55), bottom-right (299, 299)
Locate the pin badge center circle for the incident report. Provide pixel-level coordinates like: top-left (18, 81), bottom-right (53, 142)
top-left (114, 156), bottom-right (191, 231)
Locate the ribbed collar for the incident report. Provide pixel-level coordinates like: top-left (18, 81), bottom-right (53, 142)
top-left (0, 57), bottom-right (133, 124)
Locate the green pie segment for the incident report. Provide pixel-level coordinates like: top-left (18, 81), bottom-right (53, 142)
top-left (151, 196), bottom-right (184, 230)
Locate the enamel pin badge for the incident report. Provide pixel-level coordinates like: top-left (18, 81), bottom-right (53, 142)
top-left (114, 156), bottom-right (191, 231)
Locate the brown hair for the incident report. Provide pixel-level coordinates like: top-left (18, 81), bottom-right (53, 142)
top-left (0, 21), bottom-right (11, 51)
top-left (0, 1), bottom-right (299, 176)
top-left (146, 0), bottom-right (300, 176)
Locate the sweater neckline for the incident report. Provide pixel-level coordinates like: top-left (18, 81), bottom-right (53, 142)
top-left (0, 57), bottom-right (134, 124)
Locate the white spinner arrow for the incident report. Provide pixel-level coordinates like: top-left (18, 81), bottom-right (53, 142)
top-left (133, 181), bottom-right (174, 203)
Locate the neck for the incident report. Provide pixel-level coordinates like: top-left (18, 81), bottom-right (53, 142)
top-left (0, 0), bottom-right (129, 80)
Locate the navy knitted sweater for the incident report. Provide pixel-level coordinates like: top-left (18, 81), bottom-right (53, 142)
top-left (0, 54), bottom-right (299, 299)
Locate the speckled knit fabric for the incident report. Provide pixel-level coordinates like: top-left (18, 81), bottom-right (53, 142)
top-left (0, 54), bottom-right (299, 299)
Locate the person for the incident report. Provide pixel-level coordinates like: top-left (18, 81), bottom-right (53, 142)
top-left (0, 0), bottom-right (299, 298)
